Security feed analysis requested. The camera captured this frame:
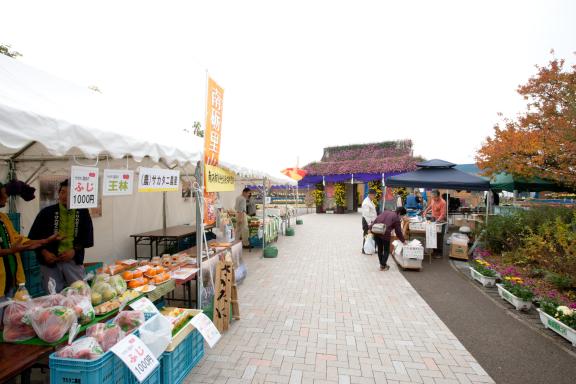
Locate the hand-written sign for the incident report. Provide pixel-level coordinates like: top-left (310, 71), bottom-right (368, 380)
top-left (110, 334), bottom-right (159, 382)
top-left (103, 169), bottom-right (134, 196)
top-left (138, 167), bottom-right (180, 192)
top-left (190, 312), bottom-right (222, 348)
top-left (69, 166), bottom-right (99, 209)
top-left (205, 164), bottom-right (235, 192)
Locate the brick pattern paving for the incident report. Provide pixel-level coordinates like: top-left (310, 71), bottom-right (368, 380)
top-left (186, 213), bottom-right (494, 384)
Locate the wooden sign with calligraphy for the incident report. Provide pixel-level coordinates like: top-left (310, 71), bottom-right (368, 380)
top-left (213, 260), bottom-right (234, 332)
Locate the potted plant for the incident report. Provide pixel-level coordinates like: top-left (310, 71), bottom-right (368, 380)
top-left (537, 298), bottom-right (576, 346)
top-left (312, 183), bottom-right (324, 213)
top-left (496, 276), bottom-right (534, 311)
top-left (334, 183), bottom-right (346, 214)
top-left (469, 258), bottom-right (498, 287)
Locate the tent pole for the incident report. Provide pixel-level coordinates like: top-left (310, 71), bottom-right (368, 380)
top-left (485, 191), bottom-right (490, 226)
top-left (195, 161), bottom-right (204, 309)
top-left (263, 177), bottom-right (267, 250)
top-left (382, 173), bottom-right (386, 212)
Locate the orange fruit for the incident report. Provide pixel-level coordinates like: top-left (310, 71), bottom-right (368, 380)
top-left (132, 270), bottom-right (143, 279)
top-left (122, 271), bottom-right (133, 280)
top-left (128, 279), bottom-right (141, 289)
top-left (147, 269), bottom-right (157, 277)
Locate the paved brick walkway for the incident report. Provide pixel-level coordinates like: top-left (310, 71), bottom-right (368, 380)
top-left (186, 213), bottom-right (494, 384)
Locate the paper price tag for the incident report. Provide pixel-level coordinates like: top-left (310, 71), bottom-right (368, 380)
top-left (129, 297), bottom-right (159, 314)
top-left (190, 312), bottom-right (221, 348)
top-left (111, 334), bottom-right (158, 382)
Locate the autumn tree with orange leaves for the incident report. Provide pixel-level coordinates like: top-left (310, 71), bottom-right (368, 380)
top-left (477, 55), bottom-right (576, 187)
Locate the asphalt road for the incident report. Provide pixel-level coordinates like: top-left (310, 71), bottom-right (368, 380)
top-left (400, 256), bottom-right (576, 384)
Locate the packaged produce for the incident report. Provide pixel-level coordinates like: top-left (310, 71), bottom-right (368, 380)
top-left (122, 271), bottom-right (134, 280)
top-left (92, 282), bottom-right (118, 304)
top-left (113, 310), bottom-right (145, 333)
top-left (109, 275), bottom-right (127, 295)
top-left (2, 300), bottom-right (36, 342)
top-left (128, 277), bottom-right (148, 289)
top-left (152, 272), bottom-right (171, 285)
top-left (62, 280), bottom-right (91, 297)
top-left (92, 273), bottom-right (110, 286)
top-left (56, 337), bottom-right (104, 360)
top-left (62, 293), bottom-right (95, 325)
top-left (29, 306), bottom-right (76, 343)
top-left (93, 300), bottom-right (120, 315)
top-left (14, 283), bottom-right (31, 302)
top-left (86, 322), bottom-right (124, 352)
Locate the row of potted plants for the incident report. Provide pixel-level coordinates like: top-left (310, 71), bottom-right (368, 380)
top-left (469, 256), bottom-right (576, 347)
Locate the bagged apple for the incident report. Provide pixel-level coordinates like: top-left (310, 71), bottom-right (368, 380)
top-left (2, 301), bottom-right (36, 342)
top-left (62, 293), bottom-right (95, 325)
top-left (91, 282), bottom-right (117, 305)
top-left (86, 322), bottom-right (125, 352)
top-left (29, 306), bottom-right (76, 343)
top-left (113, 310), bottom-right (145, 333)
top-left (56, 337), bottom-right (104, 360)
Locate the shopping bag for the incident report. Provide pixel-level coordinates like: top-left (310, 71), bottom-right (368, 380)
top-left (139, 314), bottom-right (172, 358)
top-left (363, 234), bottom-right (376, 254)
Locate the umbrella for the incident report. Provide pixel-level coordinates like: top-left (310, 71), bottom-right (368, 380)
top-left (281, 167), bottom-right (307, 181)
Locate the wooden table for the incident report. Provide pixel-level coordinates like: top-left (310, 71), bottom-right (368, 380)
top-left (130, 224), bottom-right (214, 260)
top-left (0, 343), bottom-right (53, 384)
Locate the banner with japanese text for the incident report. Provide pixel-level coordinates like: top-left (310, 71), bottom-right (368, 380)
top-left (204, 77), bottom-right (224, 166)
top-left (137, 167), bottom-right (180, 192)
top-left (205, 164), bottom-right (235, 192)
top-left (103, 169), bottom-right (134, 196)
top-left (69, 166), bottom-right (99, 209)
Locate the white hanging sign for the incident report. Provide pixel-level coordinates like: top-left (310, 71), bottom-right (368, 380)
top-left (69, 166), bottom-right (99, 209)
top-left (190, 312), bottom-right (221, 348)
top-left (138, 167), bottom-right (180, 192)
top-left (110, 334), bottom-right (159, 382)
top-left (103, 169), bottom-right (134, 196)
top-left (425, 222), bottom-right (437, 249)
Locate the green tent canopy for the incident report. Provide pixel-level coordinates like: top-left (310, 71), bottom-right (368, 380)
top-left (454, 165), bottom-right (570, 193)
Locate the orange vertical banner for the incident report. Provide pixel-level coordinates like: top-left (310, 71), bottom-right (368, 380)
top-left (204, 77), bottom-right (224, 226)
top-left (204, 77), bottom-right (224, 166)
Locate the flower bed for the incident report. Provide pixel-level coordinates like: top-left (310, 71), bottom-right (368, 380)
top-left (537, 301), bottom-right (576, 346)
top-left (497, 283), bottom-right (533, 311)
top-left (469, 258), bottom-right (498, 287)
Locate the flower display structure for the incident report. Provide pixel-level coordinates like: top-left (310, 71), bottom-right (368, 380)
top-left (334, 183), bottom-right (346, 207)
top-left (502, 276), bottom-right (534, 301)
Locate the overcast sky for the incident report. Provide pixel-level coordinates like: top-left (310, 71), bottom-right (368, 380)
top-left (2, 0), bottom-right (575, 175)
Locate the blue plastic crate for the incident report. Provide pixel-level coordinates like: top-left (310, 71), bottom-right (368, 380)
top-left (249, 236), bottom-right (263, 248)
top-left (124, 358), bottom-right (162, 384)
top-left (161, 329), bottom-right (205, 384)
top-left (50, 349), bottom-right (124, 384)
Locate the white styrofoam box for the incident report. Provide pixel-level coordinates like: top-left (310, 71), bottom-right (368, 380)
top-left (403, 245), bottom-right (424, 260)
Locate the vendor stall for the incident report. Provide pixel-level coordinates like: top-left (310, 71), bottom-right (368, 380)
top-left (386, 159), bottom-right (490, 264)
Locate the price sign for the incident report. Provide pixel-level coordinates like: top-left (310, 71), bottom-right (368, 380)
top-left (70, 166), bottom-right (99, 209)
top-left (111, 334), bottom-right (159, 382)
top-left (103, 169), bottom-right (134, 196)
top-left (190, 312), bottom-right (221, 348)
top-left (129, 297), bottom-right (159, 314)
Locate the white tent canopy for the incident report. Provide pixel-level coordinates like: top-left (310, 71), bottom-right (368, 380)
top-left (0, 53), bottom-right (204, 165)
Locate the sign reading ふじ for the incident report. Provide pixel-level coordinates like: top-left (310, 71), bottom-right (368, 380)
top-left (103, 169), bottom-right (134, 196)
top-left (69, 166), bottom-right (99, 209)
top-left (110, 334), bottom-right (159, 382)
top-left (138, 167), bottom-right (180, 192)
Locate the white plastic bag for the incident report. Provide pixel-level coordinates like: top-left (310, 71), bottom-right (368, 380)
top-left (363, 234), bottom-right (376, 254)
top-left (138, 314), bottom-right (172, 358)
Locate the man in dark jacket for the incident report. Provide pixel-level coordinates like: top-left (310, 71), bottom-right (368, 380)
top-left (370, 207), bottom-right (407, 271)
top-left (29, 179), bottom-right (94, 293)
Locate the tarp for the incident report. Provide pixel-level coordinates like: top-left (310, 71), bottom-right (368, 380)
top-left (455, 164), bottom-right (570, 192)
top-left (385, 159), bottom-right (490, 191)
top-left (298, 172), bottom-right (402, 187)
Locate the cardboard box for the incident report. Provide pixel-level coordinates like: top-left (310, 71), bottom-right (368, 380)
top-left (450, 243), bottom-right (469, 260)
top-left (454, 218), bottom-right (482, 231)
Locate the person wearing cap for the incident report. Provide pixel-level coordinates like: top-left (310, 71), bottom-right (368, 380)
top-left (361, 189), bottom-right (378, 254)
top-left (422, 189), bottom-right (446, 222)
top-left (370, 207), bottom-right (407, 271)
top-left (234, 187), bottom-right (251, 248)
top-left (0, 182), bottom-right (60, 300)
top-left (29, 179), bottom-right (94, 293)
